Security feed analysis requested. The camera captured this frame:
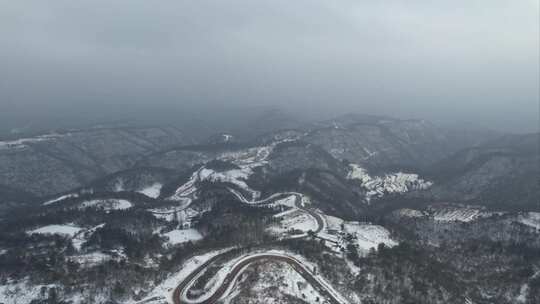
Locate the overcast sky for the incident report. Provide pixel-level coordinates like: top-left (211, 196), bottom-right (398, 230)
top-left (0, 0), bottom-right (538, 132)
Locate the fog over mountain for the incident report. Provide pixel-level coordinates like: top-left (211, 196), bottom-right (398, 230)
top-left (1, 0), bottom-right (538, 133)
top-left (2, 2), bottom-right (540, 304)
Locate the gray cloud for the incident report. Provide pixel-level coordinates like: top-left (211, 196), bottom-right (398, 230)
top-left (0, 0), bottom-right (538, 132)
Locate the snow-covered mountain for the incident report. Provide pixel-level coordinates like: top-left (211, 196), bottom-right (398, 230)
top-left (0, 114), bottom-right (538, 304)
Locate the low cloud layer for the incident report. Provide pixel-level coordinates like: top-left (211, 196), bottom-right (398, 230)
top-left (1, 0), bottom-right (538, 132)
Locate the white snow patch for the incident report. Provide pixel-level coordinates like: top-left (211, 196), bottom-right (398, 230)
top-left (246, 260), bottom-right (325, 304)
top-left (80, 199), bottom-right (132, 211)
top-left (518, 212), bottom-right (540, 230)
top-left (138, 183), bottom-right (163, 198)
top-left (430, 206), bottom-right (491, 223)
top-left (270, 210), bottom-right (318, 236)
top-left (28, 224), bottom-right (83, 237)
top-left (164, 229), bottom-right (203, 245)
top-left (517, 283), bottom-right (529, 303)
top-left (347, 164), bottom-right (432, 203)
top-left (344, 223), bottom-right (398, 252)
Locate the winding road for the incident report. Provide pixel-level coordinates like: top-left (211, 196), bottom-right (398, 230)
top-left (169, 192), bottom-right (340, 304)
top-left (172, 252), bottom-right (346, 304)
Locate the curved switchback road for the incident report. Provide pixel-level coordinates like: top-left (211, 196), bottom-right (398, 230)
top-left (171, 189), bottom-right (334, 303)
top-left (172, 252), bottom-right (346, 304)
top-left (231, 190), bottom-right (325, 234)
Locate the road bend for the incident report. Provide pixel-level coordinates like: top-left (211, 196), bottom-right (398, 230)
top-left (173, 253), bottom-right (346, 304)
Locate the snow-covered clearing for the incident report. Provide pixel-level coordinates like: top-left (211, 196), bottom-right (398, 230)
top-left (317, 214), bottom-right (398, 254)
top-left (138, 183), bottom-right (162, 198)
top-left (269, 209), bottom-right (319, 236)
top-left (80, 199), bottom-right (132, 210)
top-left (347, 164), bottom-right (432, 202)
top-left (28, 224), bottom-right (83, 237)
top-left (518, 212), bottom-right (540, 230)
top-left (344, 223), bottom-right (397, 252)
top-left (271, 195), bottom-right (297, 209)
top-left (164, 229), bottom-right (203, 245)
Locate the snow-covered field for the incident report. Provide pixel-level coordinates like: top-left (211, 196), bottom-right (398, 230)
top-left (397, 205), bottom-right (495, 223)
top-left (431, 207), bottom-right (488, 222)
top-left (317, 214), bottom-right (398, 254)
top-left (150, 208), bottom-right (202, 228)
top-left (518, 212), bottom-right (540, 230)
top-left (138, 183), bottom-right (163, 198)
top-left (269, 209), bottom-right (319, 236)
top-left (347, 164), bottom-right (432, 202)
top-left (80, 199), bottom-right (132, 211)
top-left (28, 224), bottom-right (83, 237)
top-left (164, 229), bottom-right (203, 245)
top-left (344, 223), bottom-right (397, 252)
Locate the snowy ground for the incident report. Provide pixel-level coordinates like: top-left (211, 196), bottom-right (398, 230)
top-left (137, 183), bottom-right (163, 198)
top-left (150, 208), bottom-right (202, 228)
top-left (397, 205), bottom-right (497, 223)
top-left (80, 199), bottom-right (133, 211)
top-left (269, 209), bottom-right (319, 237)
top-left (28, 224), bottom-right (83, 237)
top-left (431, 207), bottom-right (488, 222)
top-left (347, 163), bottom-right (432, 203)
top-left (317, 214), bottom-right (398, 254)
top-left (344, 223), bottom-right (398, 252)
top-left (163, 229), bottom-right (203, 246)
top-left (518, 212), bottom-right (540, 230)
